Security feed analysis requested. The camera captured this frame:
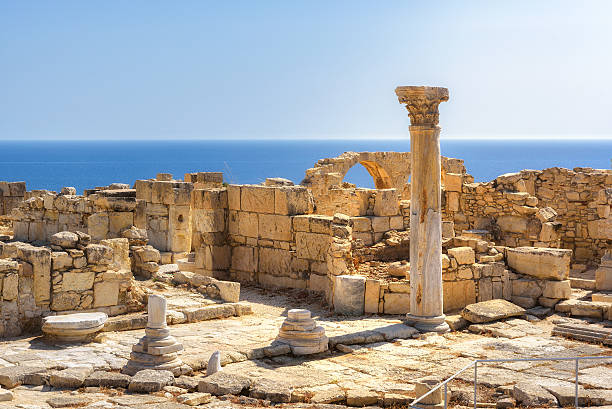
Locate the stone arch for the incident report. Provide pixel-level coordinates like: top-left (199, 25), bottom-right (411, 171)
top-left (347, 160), bottom-right (393, 189)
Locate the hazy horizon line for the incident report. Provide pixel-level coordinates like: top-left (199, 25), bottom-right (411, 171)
top-left (0, 135), bottom-right (611, 141)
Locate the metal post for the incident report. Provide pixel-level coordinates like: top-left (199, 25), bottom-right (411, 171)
top-left (444, 383), bottom-right (448, 409)
top-left (575, 358), bottom-right (579, 409)
top-left (474, 362), bottom-right (478, 409)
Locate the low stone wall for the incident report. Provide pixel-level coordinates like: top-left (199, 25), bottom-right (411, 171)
top-left (10, 189), bottom-right (137, 243)
top-left (0, 181), bottom-right (26, 216)
top-left (0, 234), bottom-right (135, 338)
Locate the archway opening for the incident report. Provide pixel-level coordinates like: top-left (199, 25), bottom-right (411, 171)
top-left (342, 161), bottom-right (393, 189)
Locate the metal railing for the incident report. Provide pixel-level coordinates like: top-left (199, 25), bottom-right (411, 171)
top-left (408, 355), bottom-right (612, 409)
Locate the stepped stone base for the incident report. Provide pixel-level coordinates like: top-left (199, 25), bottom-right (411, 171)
top-left (276, 309), bottom-right (328, 355)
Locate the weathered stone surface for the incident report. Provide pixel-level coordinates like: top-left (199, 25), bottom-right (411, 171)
top-left (513, 382), bottom-right (558, 407)
top-left (346, 389), bottom-right (378, 407)
top-left (448, 247), bottom-right (475, 265)
top-left (176, 392), bottom-right (212, 406)
top-left (128, 369), bottom-right (174, 392)
top-left (506, 247), bottom-right (571, 280)
top-left (0, 366), bottom-right (46, 388)
top-left (49, 366), bottom-right (93, 388)
top-left (47, 395), bottom-right (92, 408)
top-left (542, 280), bottom-right (571, 299)
top-left (250, 378), bottom-right (292, 403)
top-left (84, 370), bottom-right (131, 388)
top-left (206, 351), bottom-right (222, 376)
top-left (461, 299), bottom-right (525, 323)
top-left (333, 275), bottom-right (365, 316)
top-left (276, 309), bottom-right (328, 355)
top-left (198, 372), bottom-right (251, 395)
top-left (50, 231), bottom-right (79, 249)
top-left (0, 387), bottom-right (12, 402)
top-left (85, 244), bottom-right (113, 265)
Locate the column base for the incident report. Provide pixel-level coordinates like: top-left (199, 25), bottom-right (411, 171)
top-left (405, 314), bottom-right (450, 334)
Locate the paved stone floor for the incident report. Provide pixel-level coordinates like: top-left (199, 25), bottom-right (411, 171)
top-left (1, 286), bottom-right (611, 408)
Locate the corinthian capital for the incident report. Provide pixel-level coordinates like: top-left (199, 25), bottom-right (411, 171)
top-left (395, 86), bottom-right (449, 126)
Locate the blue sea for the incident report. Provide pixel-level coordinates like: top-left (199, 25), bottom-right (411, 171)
top-left (0, 139), bottom-right (610, 193)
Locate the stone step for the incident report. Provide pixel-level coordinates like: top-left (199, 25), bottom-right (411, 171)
top-left (570, 277), bottom-right (596, 290)
top-left (552, 323), bottom-right (612, 346)
top-left (176, 259), bottom-right (196, 273)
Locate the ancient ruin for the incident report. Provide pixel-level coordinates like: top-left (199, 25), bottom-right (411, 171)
top-left (0, 86), bottom-right (609, 408)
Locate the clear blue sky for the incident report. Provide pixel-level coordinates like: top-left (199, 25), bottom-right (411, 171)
top-left (1, 1), bottom-right (611, 140)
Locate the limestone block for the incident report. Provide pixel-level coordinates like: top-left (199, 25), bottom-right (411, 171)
top-left (478, 278), bottom-right (493, 302)
top-left (2, 274), bottom-right (18, 301)
top-left (536, 207), bottom-right (558, 223)
top-left (274, 186), bottom-right (312, 215)
top-left (542, 280), bottom-right (571, 299)
top-left (461, 299), bottom-right (526, 323)
top-left (134, 180), bottom-right (153, 201)
top-left (193, 209), bottom-right (226, 233)
top-left (85, 244), bottom-right (113, 265)
top-left (383, 292), bottom-right (410, 314)
top-left (296, 232), bottom-right (332, 261)
top-left (192, 188), bottom-right (227, 210)
top-left (595, 266), bottom-right (612, 291)
top-left (229, 211), bottom-right (258, 237)
top-left (195, 245), bottom-right (230, 271)
top-left (292, 215), bottom-right (310, 232)
top-left (8, 182), bottom-right (26, 197)
top-left (442, 280), bottom-right (476, 312)
top-left (151, 181), bottom-right (173, 204)
top-left (373, 189), bottom-right (399, 217)
top-left (51, 292), bottom-right (81, 311)
top-left (512, 279), bottom-right (543, 298)
top-left (214, 279), bottom-right (240, 303)
top-left (51, 252), bottom-right (73, 271)
top-left (94, 281), bottom-right (119, 307)
top-left (333, 275), bottom-right (365, 315)
top-left (371, 216), bottom-right (390, 233)
top-left (109, 212), bottom-right (134, 234)
top-left (258, 247), bottom-right (291, 276)
top-left (22, 246), bottom-right (51, 305)
top-left (539, 222), bottom-right (559, 242)
top-left (227, 185), bottom-right (241, 210)
top-left (258, 214), bottom-right (292, 241)
top-left (497, 215), bottom-right (528, 233)
top-left (100, 238), bottom-right (130, 271)
top-left (448, 247), bottom-right (475, 265)
top-left (231, 246), bottom-right (257, 272)
top-left (351, 216), bottom-right (371, 232)
top-left (13, 222), bottom-right (28, 241)
top-left (389, 215), bottom-right (403, 230)
top-left (241, 185), bottom-right (274, 213)
top-left (442, 220), bottom-right (455, 238)
top-left (364, 279), bottom-right (380, 313)
top-left (506, 247), bottom-right (571, 280)
top-left (447, 191), bottom-right (460, 212)
top-left (308, 274), bottom-right (329, 293)
top-left (87, 213), bottom-right (109, 241)
top-left (587, 218), bottom-right (612, 239)
top-left (168, 230), bottom-right (191, 254)
top-left (309, 215), bottom-right (333, 234)
top-left (444, 173), bottom-right (463, 192)
top-left (62, 271), bottom-right (95, 292)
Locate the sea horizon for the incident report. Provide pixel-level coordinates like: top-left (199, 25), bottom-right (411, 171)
top-left (1, 138), bottom-right (610, 193)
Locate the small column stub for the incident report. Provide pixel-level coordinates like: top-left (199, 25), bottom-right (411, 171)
top-left (396, 85), bottom-right (450, 334)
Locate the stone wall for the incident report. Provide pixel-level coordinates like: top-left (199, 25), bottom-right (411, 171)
top-left (10, 189), bottom-right (137, 243)
top-left (0, 181), bottom-right (26, 216)
top-left (0, 234), bottom-right (134, 338)
top-left (445, 167), bottom-right (612, 266)
top-left (134, 178), bottom-right (193, 255)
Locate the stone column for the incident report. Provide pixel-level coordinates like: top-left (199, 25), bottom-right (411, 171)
top-left (395, 86), bottom-right (450, 333)
top-left (147, 294), bottom-right (168, 329)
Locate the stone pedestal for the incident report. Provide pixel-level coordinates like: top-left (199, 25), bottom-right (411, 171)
top-left (276, 309), bottom-right (328, 355)
top-left (123, 295), bottom-right (186, 376)
top-left (396, 86), bottom-right (450, 333)
top-left (42, 312), bottom-right (107, 343)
